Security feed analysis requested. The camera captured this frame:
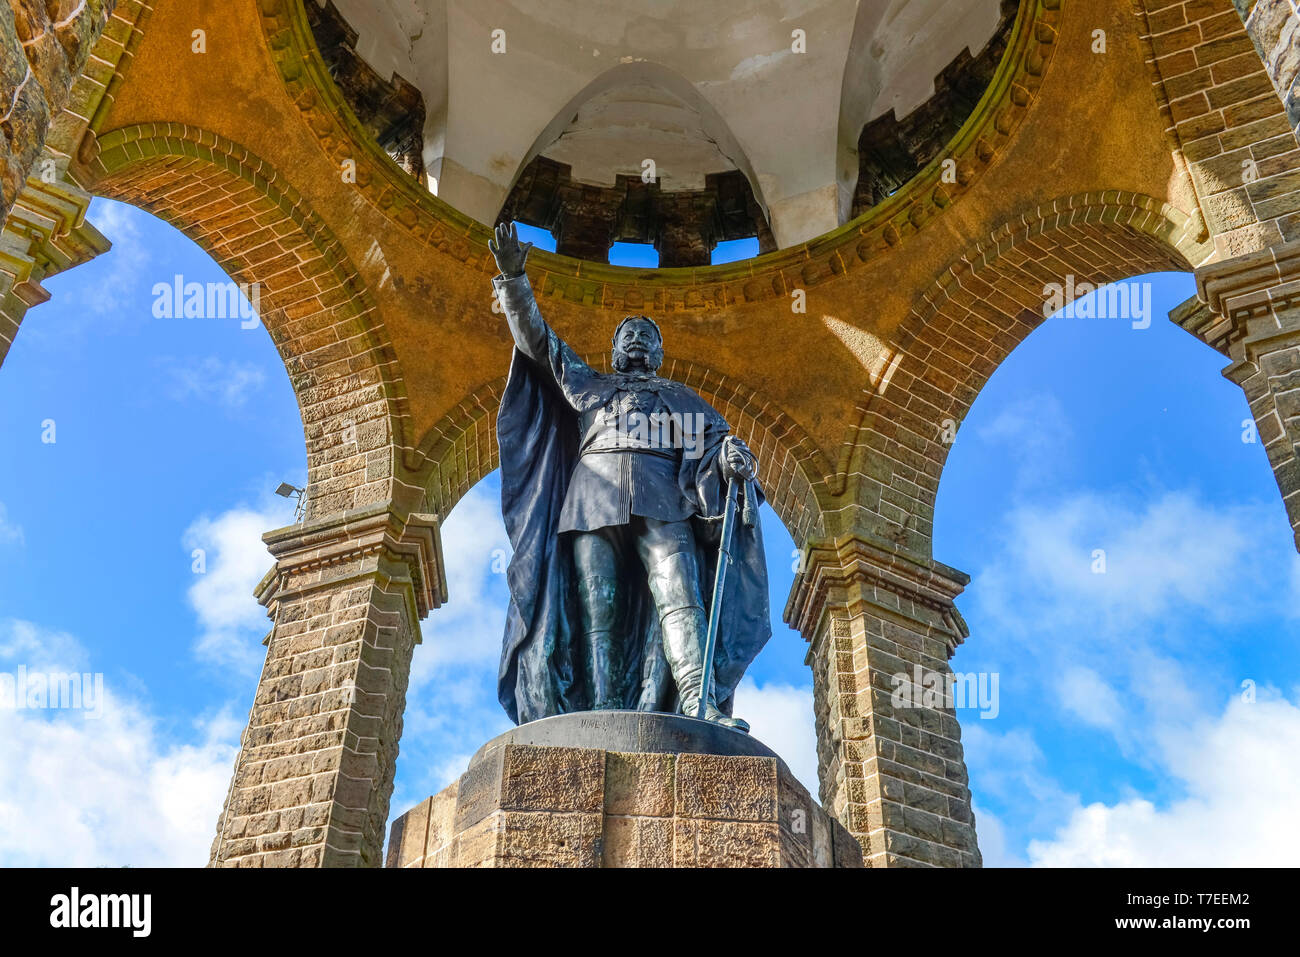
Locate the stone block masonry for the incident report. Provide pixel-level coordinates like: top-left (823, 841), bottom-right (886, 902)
top-left (387, 742), bottom-right (862, 868)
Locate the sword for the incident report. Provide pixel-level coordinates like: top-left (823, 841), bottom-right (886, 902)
top-left (697, 474), bottom-right (753, 720)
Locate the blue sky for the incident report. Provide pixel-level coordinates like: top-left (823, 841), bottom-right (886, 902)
top-left (0, 201), bottom-right (1297, 866)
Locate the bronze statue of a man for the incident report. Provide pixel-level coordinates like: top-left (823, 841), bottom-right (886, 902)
top-left (491, 222), bottom-right (771, 731)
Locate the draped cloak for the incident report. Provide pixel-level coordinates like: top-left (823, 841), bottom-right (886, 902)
top-left (496, 320), bottom-right (772, 725)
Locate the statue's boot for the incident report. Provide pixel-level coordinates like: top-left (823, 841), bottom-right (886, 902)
top-left (577, 574), bottom-right (622, 709)
top-left (651, 552), bottom-right (750, 733)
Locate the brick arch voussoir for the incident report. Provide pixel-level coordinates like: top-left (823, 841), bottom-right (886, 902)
top-left (86, 122), bottom-right (413, 519)
top-left (412, 360), bottom-right (835, 548)
top-left (836, 192), bottom-right (1207, 555)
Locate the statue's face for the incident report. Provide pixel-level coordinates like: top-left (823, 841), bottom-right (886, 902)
top-left (612, 317), bottom-right (663, 373)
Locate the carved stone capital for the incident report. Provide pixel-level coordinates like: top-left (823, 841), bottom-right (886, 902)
top-left (1, 169), bottom-right (108, 300)
top-left (1183, 241), bottom-right (1300, 394)
top-left (1, 167), bottom-right (109, 363)
top-left (784, 535), bottom-right (970, 658)
top-left (1196, 240), bottom-right (1300, 328)
top-left (255, 503), bottom-right (446, 621)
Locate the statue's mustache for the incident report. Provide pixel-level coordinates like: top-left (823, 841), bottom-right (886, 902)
top-left (612, 343), bottom-right (662, 371)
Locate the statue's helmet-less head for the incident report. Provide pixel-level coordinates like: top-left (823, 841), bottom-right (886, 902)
top-left (611, 315), bottom-right (664, 373)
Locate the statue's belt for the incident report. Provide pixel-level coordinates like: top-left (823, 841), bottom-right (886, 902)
top-left (578, 445), bottom-right (680, 462)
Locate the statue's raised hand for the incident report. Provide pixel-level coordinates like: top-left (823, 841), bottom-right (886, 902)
top-left (489, 221), bottom-right (533, 278)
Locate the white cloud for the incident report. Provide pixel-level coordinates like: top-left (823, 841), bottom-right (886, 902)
top-left (1059, 666), bottom-right (1124, 733)
top-left (959, 486), bottom-right (1300, 866)
top-left (410, 483), bottom-right (512, 678)
top-left (967, 489), bottom-right (1300, 746)
top-left (0, 620), bottom-right (237, 867)
top-left (976, 491), bottom-right (1296, 637)
top-left (183, 500), bottom-right (295, 676)
top-left (0, 502), bottom-right (23, 546)
top-left (158, 355), bottom-right (266, 409)
top-left (1028, 692), bottom-right (1300, 866)
top-left (733, 678), bottom-right (818, 795)
top-left (0, 618), bottom-right (90, 672)
top-left (960, 722), bottom-right (1082, 864)
top-left (400, 483), bottom-right (513, 774)
top-left (82, 198), bottom-right (152, 318)
top-left (974, 392), bottom-right (1074, 488)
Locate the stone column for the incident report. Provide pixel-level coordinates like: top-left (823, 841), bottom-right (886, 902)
top-left (209, 504), bottom-right (445, 868)
top-left (1189, 240), bottom-right (1300, 550)
top-left (785, 534), bottom-right (980, 867)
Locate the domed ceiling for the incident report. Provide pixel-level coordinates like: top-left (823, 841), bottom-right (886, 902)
top-left (307, 0), bottom-right (1015, 264)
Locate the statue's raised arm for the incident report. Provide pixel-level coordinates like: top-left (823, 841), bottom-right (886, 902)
top-left (489, 221), bottom-right (546, 359)
top-left (490, 221), bottom-right (600, 396)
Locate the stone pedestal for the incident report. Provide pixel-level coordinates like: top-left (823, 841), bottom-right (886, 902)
top-left (386, 712), bottom-right (862, 868)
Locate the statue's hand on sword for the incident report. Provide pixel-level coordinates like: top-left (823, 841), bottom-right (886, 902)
top-left (720, 435), bottom-right (756, 482)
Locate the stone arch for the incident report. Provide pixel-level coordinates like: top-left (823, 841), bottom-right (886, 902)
top-left (85, 122), bottom-right (412, 520)
top-left (837, 191), bottom-right (1213, 558)
top-left (412, 359), bottom-right (835, 548)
